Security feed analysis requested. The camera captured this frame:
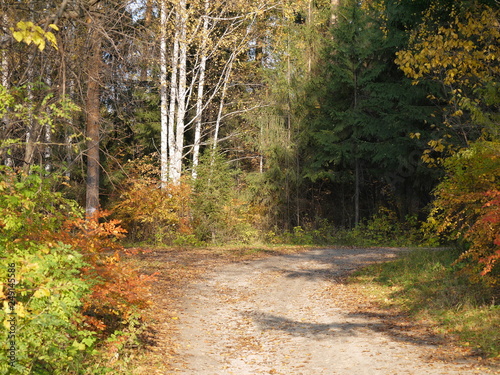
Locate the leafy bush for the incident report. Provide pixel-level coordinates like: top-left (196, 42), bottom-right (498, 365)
top-left (331, 208), bottom-right (426, 247)
top-left (0, 168), bottom-right (153, 374)
top-left (111, 154), bottom-right (192, 244)
top-left (191, 150), bottom-right (262, 244)
top-left (427, 141), bottom-right (500, 283)
top-left (112, 152), bottom-right (264, 245)
top-left (0, 169), bottom-right (95, 374)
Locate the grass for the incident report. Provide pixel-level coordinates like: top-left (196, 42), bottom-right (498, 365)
top-left (349, 247), bottom-right (500, 358)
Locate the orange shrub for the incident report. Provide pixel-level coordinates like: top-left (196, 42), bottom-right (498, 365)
top-left (32, 211), bottom-right (156, 332)
top-left (111, 154), bottom-right (192, 244)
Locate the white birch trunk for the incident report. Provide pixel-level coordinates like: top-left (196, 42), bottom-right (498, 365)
top-left (212, 58), bottom-right (233, 151)
top-left (171, 0), bottom-right (188, 184)
top-left (192, 0), bottom-right (210, 179)
top-left (168, 30), bottom-right (179, 181)
top-left (160, 0), bottom-right (169, 187)
top-left (44, 123), bottom-right (52, 173)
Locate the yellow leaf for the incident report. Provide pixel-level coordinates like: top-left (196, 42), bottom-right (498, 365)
top-left (3, 301), bottom-right (12, 314)
top-left (72, 340), bottom-right (86, 351)
top-left (49, 24), bottom-right (59, 31)
top-left (37, 39), bottom-right (46, 51)
top-left (24, 34), bottom-right (32, 45)
top-left (45, 32), bottom-right (58, 50)
top-left (12, 31), bottom-right (24, 43)
top-left (15, 303), bottom-right (27, 318)
top-left (33, 288), bottom-right (50, 298)
top-left (410, 132), bottom-right (421, 139)
top-left (16, 21), bottom-right (29, 30)
top-left (3, 319), bottom-right (12, 330)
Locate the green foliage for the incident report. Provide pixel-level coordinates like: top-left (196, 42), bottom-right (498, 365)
top-left (275, 226), bottom-right (316, 245)
top-left (0, 167), bottom-right (153, 374)
top-left (0, 168), bottom-right (96, 374)
top-left (191, 149), bottom-right (242, 243)
top-left (426, 141), bottom-right (500, 283)
top-left (0, 83), bottom-right (81, 172)
top-left (301, 0), bottom-right (437, 226)
top-left (331, 208), bottom-right (427, 247)
top-left (351, 248), bottom-right (499, 357)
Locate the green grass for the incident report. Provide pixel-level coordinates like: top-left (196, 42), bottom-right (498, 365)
top-left (349, 248), bottom-right (500, 358)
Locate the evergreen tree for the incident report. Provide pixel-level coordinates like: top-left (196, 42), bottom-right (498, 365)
top-left (302, 0), bottom-right (438, 226)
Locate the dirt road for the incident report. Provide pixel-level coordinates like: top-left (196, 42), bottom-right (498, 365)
top-left (167, 247), bottom-right (496, 374)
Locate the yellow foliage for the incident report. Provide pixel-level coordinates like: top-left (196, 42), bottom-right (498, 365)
top-left (111, 154), bottom-right (192, 244)
top-left (14, 302), bottom-right (27, 318)
top-left (395, 6), bottom-right (499, 87)
top-left (9, 21), bottom-right (59, 51)
top-left (33, 288), bottom-right (51, 298)
top-left (395, 3), bottom-right (499, 165)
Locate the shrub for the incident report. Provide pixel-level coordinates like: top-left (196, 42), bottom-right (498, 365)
top-left (330, 208), bottom-right (425, 247)
top-left (0, 168), bottom-right (95, 374)
top-left (191, 149), bottom-right (260, 244)
top-left (427, 141), bottom-right (500, 284)
top-left (111, 154), bottom-right (192, 244)
top-left (0, 167), bottom-right (154, 374)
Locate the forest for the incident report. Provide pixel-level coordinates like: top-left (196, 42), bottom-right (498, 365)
top-left (0, 0), bottom-right (499, 373)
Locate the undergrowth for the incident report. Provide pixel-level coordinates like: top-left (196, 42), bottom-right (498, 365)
top-left (349, 248), bottom-right (500, 358)
top-left (0, 167), bottom-right (154, 374)
top-left (266, 208), bottom-right (429, 247)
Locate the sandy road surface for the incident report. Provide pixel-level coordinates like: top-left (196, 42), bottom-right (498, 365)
top-left (168, 247), bottom-right (496, 375)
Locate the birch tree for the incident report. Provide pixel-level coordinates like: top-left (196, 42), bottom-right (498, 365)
top-left (160, 0), bottom-right (169, 185)
top-left (192, 0), bottom-right (210, 179)
top-left (159, 0), bottom-right (282, 185)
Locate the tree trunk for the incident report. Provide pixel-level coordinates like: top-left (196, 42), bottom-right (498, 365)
top-left (192, 0), bottom-right (210, 179)
top-left (1, 42), bottom-right (13, 167)
top-left (140, 0), bottom-right (153, 82)
top-left (85, 30), bottom-right (102, 218)
top-left (23, 85), bottom-right (38, 173)
top-left (354, 158), bottom-right (360, 227)
top-left (167, 27), bottom-right (179, 182)
top-left (160, 0), bottom-right (169, 186)
top-left (171, 0), bottom-right (188, 184)
top-left (212, 58), bottom-right (233, 151)
top-left (44, 122), bottom-right (52, 173)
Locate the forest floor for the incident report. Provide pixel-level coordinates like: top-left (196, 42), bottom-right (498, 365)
top-left (130, 246), bottom-right (499, 375)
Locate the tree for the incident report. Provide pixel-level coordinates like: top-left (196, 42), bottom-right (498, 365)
top-left (1, 1), bottom-right (154, 215)
top-left (395, 0), bottom-right (500, 163)
top-left (85, 4), bottom-right (103, 217)
top-left (155, 0), bottom-right (295, 185)
top-left (246, 0), bottom-right (333, 229)
top-left (295, 0), bottom-right (439, 227)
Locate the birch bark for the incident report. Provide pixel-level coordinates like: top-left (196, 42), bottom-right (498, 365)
top-left (170, 0), bottom-right (188, 184)
top-left (160, 0), bottom-right (169, 186)
top-left (192, 0), bottom-right (210, 179)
